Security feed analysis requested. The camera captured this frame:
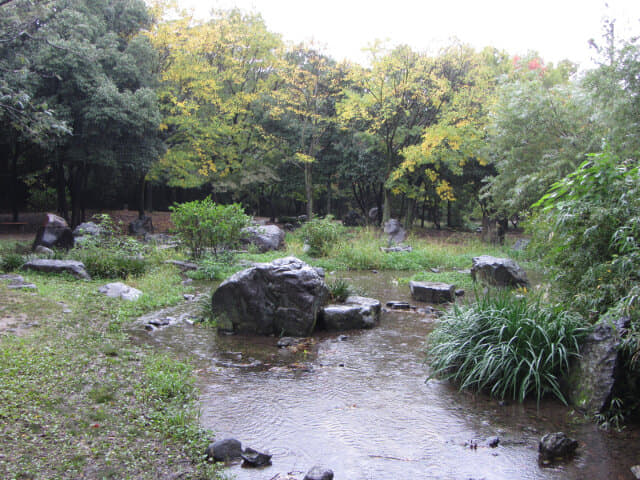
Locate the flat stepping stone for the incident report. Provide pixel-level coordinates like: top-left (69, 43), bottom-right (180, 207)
top-left (98, 282), bottom-right (142, 301)
top-left (22, 259), bottom-right (90, 280)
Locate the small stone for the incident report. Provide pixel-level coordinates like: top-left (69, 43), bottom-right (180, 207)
top-left (386, 301), bottom-right (412, 310)
top-left (455, 289), bottom-right (465, 297)
top-left (486, 436), bottom-right (500, 448)
top-left (205, 438), bottom-right (243, 462)
top-left (630, 465), bottom-right (640, 479)
top-left (430, 267), bottom-right (440, 273)
top-left (34, 245), bottom-right (54, 256)
top-left (7, 283), bottom-right (37, 290)
top-left (98, 282), bottom-right (142, 301)
top-left (240, 447), bottom-right (272, 467)
top-left (338, 335), bottom-right (349, 341)
top-left (304, 465), bottom-right (334, 480)
top-left (539, 432), bottom-right (578, 460)
top-left (183, 294), bottom-right (195, 301)
top-left (181, 278), bottom-right (193, 286)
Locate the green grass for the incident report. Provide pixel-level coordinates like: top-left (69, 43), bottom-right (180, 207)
top-left (0, 257), bottom-right (222, 479)
top-left (426, 289), bottom-right (589, 405)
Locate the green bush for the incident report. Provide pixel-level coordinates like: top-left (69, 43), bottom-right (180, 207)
top-left (75, 248), bottom-right (146, 279)
top-left (327, 278), bottom-right (353, 302)
top-left (298, 215), bottom-right (345, 257)
top-left (188, 251), bottom-right (237, 281)
top-left (1, 252), bottom-right (24, 272)
top-left (426, 290), bottom-right (588, 404)
top-left (170, 198), bottom-right (250, 258)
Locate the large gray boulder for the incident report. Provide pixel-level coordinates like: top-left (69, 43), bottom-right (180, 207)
top-left (471, 255), bottom-right (528, 287)
top-left (566, 316), bottom-right (629, 413)
top-left (383, 218), bottom-right (407, 245)
top-left (410, 281), bottom-right (456, 303)
top-left (320, 296), bottom-right (381, 331)
top-left (22, 259), bottom-right (90, 280)
top-left (241, 225), bottom-right (285, 252)
top-left (32, 213), bottom-right (74, 251)
top-left (211, 257), bottom-right (329, 336)
top-left (205, 438), bottom-right (243, 462)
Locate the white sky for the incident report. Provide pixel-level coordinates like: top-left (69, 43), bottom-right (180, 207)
top-left (179, 0), bottom-right (640, 69)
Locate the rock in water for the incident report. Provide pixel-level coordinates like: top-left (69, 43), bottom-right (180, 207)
top-left (240, 447), bottom-right (272, 467)
top-left (566, 316), bottom-right (630, 413)
top-left (241, 225), bottom-right (286, 252)
top-left (320, 296), bottom-right (381, 331)
top-left (32, 213), bottom-right (74, 250)
top-left (22, 259), bottom-right (90, 280)
top-left (304, 465), bottom-right (334, 480)
top-left (471, 255), bottom-right (528, 287)
top-left (205, 438), bottom-right (243, 462)
top-left (539, 432), bottom-right (578, 460)
top-left (410, 281), bottom-right (456, 303)
top-left (211, 257), bottom-right (329, 336)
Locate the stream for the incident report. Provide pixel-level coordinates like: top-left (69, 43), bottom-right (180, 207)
top-left (133, 271), bottom-right (640, 480)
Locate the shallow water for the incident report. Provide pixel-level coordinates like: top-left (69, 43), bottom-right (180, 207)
top-left (135, 271), bottom-right (640, 480)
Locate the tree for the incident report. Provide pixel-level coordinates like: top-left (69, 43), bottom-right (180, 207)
top-left (271, 45), bottom-right (342, 218)
top-left (148, 7), bottom-right (283, 196)
top-left (481, 55), bottom-right (598, 224)
top-left (338, 44), bottom-right (442, 222)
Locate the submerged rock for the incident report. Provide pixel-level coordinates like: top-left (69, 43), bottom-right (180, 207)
top-left (211, 257), bottom-right (329, 336)
top-left (471, 255), bottom-right (528, 288)
top-left (241, 447), bottom-right (272, 467)
top-left (539, 432), bottom-right (578, 461)
top-left (304, 465), bottom-right (334, 480)
top-left (409, 281), bottom-right (456, 303)
top-left (205, 438), bottom-right (243, 462)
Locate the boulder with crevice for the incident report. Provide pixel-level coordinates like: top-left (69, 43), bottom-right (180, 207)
top-left (32, 213), bottom-right (74, 251)
top-left (471, 255), bottom-right (528, 287)
top-left (566, 316), bottom-right (630, 413)
top-left (211, 257), bottom-right (329, 336)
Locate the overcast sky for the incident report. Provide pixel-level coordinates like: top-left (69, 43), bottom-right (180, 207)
top-left (179, 0), bottom-right (640, 69)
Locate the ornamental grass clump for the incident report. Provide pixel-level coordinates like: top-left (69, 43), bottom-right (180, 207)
top-left (426, 291), bottom-right (589, 404)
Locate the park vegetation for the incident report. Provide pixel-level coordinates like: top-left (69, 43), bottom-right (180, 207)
top-left (2, 0), bottom-right (640, 475)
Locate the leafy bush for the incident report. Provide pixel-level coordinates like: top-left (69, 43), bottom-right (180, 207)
top-left (426, 290), bottom-right (588, 404)
top-left (298, 215), bottom-right (345, 257)
top-left (170, 198), bottom-right (250, 258)
top-left (531, 148), bottom-right (640, 319)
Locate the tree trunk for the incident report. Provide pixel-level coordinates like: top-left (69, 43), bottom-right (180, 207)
top-left (56, 156), bottom-right (68, 221)
top-left (382, 188), bottom-right (391, 223)
top-left (70, 166), bottom-right (83, 228)
top-left (137, 175), bottom-right (146, 219)
top-left (145, 180), bottom-right (153, 212)
top-left (10, 143), bottom-right (19, 221)
top-left (326, 177), bottom-right (332, 216)
top-left (304, 163), bottom-right (313, 219)
top-left (404, 197), bottom-right (415, 230)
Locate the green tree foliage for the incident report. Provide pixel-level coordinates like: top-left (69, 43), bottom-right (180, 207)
top-left (482, 55), bottom-right (598, 223)
top-left (338, 44), bottom-right (442, 222)
top-left (148, 7), bottom-right (283, 193)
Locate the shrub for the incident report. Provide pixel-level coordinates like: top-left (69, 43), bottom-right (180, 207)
top-left (188, 251), bottom-right (237, 281)
top-left (426, 290), bottom-right (589, 404)
top-left (75, 248), bottom-right (146, 279)
top-left (298, 215), bottom-right (345, 257)
top-left (1, 252), bottom-right (24, 272)
top-left (170, 198), bottom-right (250, 258)
top-left (327, 278), bottom-right (353, 303)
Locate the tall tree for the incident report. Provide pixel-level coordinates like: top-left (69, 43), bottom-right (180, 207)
top-left (338, 44), bottom-right (442, 222)
top-left (148, 8), bottom-right (283, 196)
